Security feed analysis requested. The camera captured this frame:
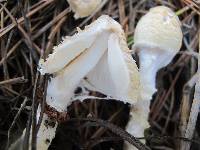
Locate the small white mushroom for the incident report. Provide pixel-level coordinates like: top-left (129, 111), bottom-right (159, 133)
top-left (124, 6), bottom-right (183, 149)
top-left (67, 0), bottom-right (102, 19)
top-left (37, 15), bottom-right (140, 149)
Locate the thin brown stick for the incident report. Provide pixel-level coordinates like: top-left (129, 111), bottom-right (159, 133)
top-left (68, 117), bottom-right (150, 150)
top-left (1, 4), bottom-right (39, 62)
top-left (0, 7), bottom-right (69, 66)
top-left (91, 107), bottom-right (124, 139)
top-left (118, 0), bottom-right (125, 24)
top-left (0, 40), bottom-right (22, 66)
top-left (179, 72), bottom-right (198, 145)
top-left (32, 8), bottom-right (70, 40)
top-left (152, 68), bottom-right (183, 121)
top-left (6, 97), bottom-right (28, 149)
top-left (31, 72), bottom-right (39, 150)
top-left (183, 30), bottom-right (200, 150)
top-left (0, 0), bottom-right (55, 37)
top-left (0, 77), bottom-right (28, 85)
top-left (45, 16), bottom-right (67, 55)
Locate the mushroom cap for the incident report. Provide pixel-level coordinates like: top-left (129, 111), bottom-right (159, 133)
top-left (39, 15), bottom-right (140, 109)
top-left (133, 6), bottom-right (182, 54)
top-left (67, 0), bottom-right (101, 18)
top-left (39, 15), bottom-right (132, 75)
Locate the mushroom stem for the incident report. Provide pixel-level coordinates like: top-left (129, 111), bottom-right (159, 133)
top-left (124, 48), bottom-right (176, 150)
top-left (124, 53), bottom-right (154, 149)
top-left (138, 48), bottom-right (175, 101)
top-left (125, 100), bottom-right (150, 150)
top-left (124, 93), bottom-right (151, 149)
top-left (139, 50), bottom-right (157, 101)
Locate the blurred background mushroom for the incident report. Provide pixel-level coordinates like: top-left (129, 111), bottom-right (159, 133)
top-left (67, 0), bottom-right (102, 19)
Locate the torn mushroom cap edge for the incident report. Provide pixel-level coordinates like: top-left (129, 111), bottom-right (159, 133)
top-left (38, 15), bottom-right (140, 104)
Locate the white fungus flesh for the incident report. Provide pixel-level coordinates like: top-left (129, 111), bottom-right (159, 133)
top-left (125, 6), bottom-right (183, 150)
top-left (46, 31), bottom-right (110, 111)
top-left (86, 33), bottom-right (140, 104)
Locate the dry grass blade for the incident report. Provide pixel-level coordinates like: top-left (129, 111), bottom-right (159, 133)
top-left (6, 97), bottom-right (28, 149)
top-left (0, 77), bottom-right (28, 85)
top-left (182, 0), bottom-right (200, 15)
top-left (182, 30), bottom-right (200, 150)
top-left (68, 117), bottom-right (150, 150)
top-left (0, 0), bottom-right (55, 37)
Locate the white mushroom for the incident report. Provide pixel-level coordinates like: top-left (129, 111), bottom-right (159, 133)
top-left (39, 15), bottom-right (140, 112)
top-left (67, 0), bottom-right (102, 19)
top-left (37, 15), bottom-right (140, 149)
top-left (124, 6), bottom-right (183, 149)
